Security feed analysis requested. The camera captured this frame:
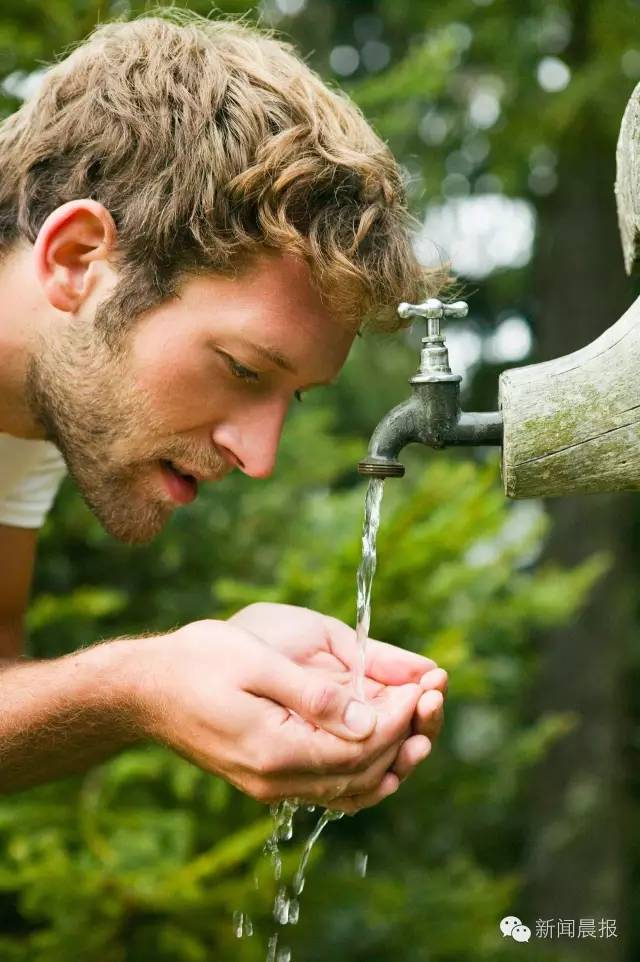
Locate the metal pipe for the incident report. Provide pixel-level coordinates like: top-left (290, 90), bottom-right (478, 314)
top-left (357, 298), bottom-right (503, 479)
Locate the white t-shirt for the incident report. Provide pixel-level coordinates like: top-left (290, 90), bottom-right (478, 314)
top-left (0, 433), bottom-right (67, 529)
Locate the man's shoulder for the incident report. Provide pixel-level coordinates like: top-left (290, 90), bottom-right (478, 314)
top-left (0, 433), bottom-right (66, 528)
top-left (0, 432), bottom-right (65, 477)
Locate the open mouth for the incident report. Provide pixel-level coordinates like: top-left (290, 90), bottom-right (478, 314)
top-left (159, 459), bottom-right (199, 504)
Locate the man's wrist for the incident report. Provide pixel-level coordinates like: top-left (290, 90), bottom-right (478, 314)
top-left (111, 619), bottom-right (245, 742)
top-left (76, 634), bottom-right (164, 739)
top-left (96, 619), bottom-right (253, 742)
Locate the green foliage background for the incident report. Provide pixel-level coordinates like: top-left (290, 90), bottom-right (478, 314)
top-left (0, 1), bottom-right (631, 959)
top-left (2, 415), bottom-right (602, 962)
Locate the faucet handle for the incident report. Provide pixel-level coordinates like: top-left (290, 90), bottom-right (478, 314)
top-left (398, 298), bottom-right (469, 339)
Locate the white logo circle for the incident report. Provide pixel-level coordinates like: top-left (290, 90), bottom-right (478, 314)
top-left (500, 916), bottom-right (521, 937)
top-left (512, 924), bottom-right (531, 943)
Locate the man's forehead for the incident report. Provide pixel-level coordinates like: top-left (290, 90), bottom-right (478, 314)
top-left (168, 254), bottom-right (356, 387)
top-left (194, 254), bottom-right (355, 357)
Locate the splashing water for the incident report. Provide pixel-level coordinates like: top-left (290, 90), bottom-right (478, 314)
top-left (233, 910), bottom-right (253, 938)
top-left (264, 799), bottom-right (300, 882)
top-left (266, 933), bottom-right (279, 961)
top-left (265, 929), bottom-right (292, 962)
top-left (274, 885), bottom-right (290, 924)
top-left (292, 808), bottom-right (344, 897)
top-left (353, 479), bottom-right (385, 701)
top-left (267, 933), bottom-right (292, 962)
top-left (255, 805), bottom-right (345, 960)
top-left (288, 898), bottom-right (300, 924)
top-left (237, 479), bottom-right (386, 960)
top-left (261, 800), bottom-right (302, 960)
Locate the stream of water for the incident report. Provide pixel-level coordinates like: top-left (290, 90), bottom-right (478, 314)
top-left (235, 478), bottom-right (386, 960)
top-left (353, 478), bottom-right (385, 700)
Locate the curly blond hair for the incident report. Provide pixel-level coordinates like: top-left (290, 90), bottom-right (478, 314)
top-left (0, 10), bottom-right (448, 335)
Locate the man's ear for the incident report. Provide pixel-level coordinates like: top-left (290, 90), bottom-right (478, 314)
top-left (33, 200), bottom-right (117, 313)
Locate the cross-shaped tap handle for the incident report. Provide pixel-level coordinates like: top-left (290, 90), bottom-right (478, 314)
top-left (397, 298), bottom-right (469, 339)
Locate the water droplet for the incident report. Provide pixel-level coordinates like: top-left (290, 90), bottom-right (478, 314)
top-left (355, 851), bottom-right (368, 877)
top-left (280, 820), bottom-right (293, 841)
top-left (288, 898), bottom-right (300, 925)
top-left (245, 916), bottom-right (254, 937)
top-left (305, 804), bottom-right (316, 813)
top-left (277, 949), bottom-right (292, 962)
top-left (233, 910), bottom-right (244, 938)
top-left (266, 800), bottom-right (299, 883)
top-left (274, 885), bottom-right (290, 925)
top-left (267, 933), bottom-right (279, 962)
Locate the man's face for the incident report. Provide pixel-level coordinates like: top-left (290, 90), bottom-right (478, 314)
top-left (26, 253), bottom-right (355, 543)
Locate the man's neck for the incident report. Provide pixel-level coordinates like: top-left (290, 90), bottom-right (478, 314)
top-left (0, 244), bottom-right (49, 440)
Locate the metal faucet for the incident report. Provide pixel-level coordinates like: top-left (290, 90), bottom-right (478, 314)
top-left (357, 298), bottom-right (503, 479)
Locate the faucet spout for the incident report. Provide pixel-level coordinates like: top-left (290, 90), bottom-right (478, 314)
top-left (358, 385), bottom-right (503, 479)
top-left (357, 298), bottom-right (503, 481)
top-left (357, 396), bottom-right (422, 478)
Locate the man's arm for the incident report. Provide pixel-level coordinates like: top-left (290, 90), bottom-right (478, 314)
top-left (0, 528), bottom-right (444, 807)
top-left (0, 638), bottom-right (142, 792)
top-left (0, 524), bottom-right (142, 791)
top-left (0, 524), bottom-right (38, 659)
top-left (0, 618), bottom-right (434, 809)
top-left (0, 522), bottom-right (151, 797)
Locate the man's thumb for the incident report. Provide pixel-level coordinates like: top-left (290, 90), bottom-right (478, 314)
top-left (252, 657), bottom-right (376, 740)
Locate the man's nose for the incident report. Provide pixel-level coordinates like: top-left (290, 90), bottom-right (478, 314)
top-left (212, 397), bottom-right (289, 479)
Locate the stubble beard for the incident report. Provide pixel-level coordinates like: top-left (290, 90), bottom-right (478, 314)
top-left (25, 321), bottom-right (174, 544)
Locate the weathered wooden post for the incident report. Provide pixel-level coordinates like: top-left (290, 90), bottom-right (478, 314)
top-left (498, 81), bottom-right (640, 499)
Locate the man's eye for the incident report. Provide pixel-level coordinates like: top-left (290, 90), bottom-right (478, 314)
top-left (224, 354), bottom-right (260, 382)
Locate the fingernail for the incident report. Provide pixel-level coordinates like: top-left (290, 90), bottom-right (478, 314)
top-left (383, 774), bottom-right (399, 797)
top-left (421, 668), bottom-right (447, 688)
top-left (345, 700), bottom-right (376, 736)
top-left (421, 690), bottom-right (444, 712)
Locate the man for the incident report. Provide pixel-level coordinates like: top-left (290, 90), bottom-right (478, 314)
top-left (0, 12), bottom-right (448, 812)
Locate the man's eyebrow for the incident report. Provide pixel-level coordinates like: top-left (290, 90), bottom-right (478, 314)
top-left (236, 337), bottom-right (337, 387)
top-left (237, 337), bottom-right (298, 373)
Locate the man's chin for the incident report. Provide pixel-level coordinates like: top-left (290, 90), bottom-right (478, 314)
top-left (81, 487), bottom-right (174, 544)
top-left (99, 512), bottom-right (172, 544)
